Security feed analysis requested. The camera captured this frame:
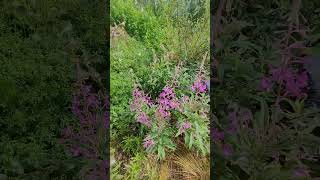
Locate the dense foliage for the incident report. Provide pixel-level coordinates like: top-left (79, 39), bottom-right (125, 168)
top-left (0, 0), bottom-right (107, 179)
top-left (212, 0), bottom-right (320, 179)
top-left (111, 0), bottom-right (210, 179)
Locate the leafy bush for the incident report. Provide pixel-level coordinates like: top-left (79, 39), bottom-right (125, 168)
top-left (130, 63), bottom-right (210, 160)
top-left (111, 0), bottom-right (166, 51)
top-left (111, 0), bottom-right (210, 62)
top-left (60, 83), bottom-right (107, 179)
top-left (212, 0), bottom-right (320, 179)
top-left (110, 27), bottom-right (152, 152)
top-left (110, 0), bottom-right (210, 178)
top-left (0, 0), bottom-right (107, 178)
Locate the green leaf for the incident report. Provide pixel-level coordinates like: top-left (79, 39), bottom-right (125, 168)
top-left (188, 133), bottom-right (193, 149)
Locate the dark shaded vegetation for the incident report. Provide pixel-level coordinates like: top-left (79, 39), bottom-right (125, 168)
top-left (212, 0), bottom-right (320, 179)
top-left (0, 0), bottom-right (107, 179)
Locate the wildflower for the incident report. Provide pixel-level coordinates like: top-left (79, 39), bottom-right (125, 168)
top-left (104, 110), bottom-right (109, 128)
top-left (227, 111), bottom-right (237, 134)
top-left (259, 66), bottom-right (309, 98)
top-left (212, 128), bottom-right (224, 141)
top-left (61, 83), bottom-right (107, 179)
top-left (130, 87), bottom-right (153, 112)
top-left (182, 122), bottom-right (191, 129)
top-left (181, 95), bottom-right (189, 103)
top-left (158, 86), bottom-right (179, 118)
top-left (259, 77), bottom-right (273, 92)
top-left (158, 106), bottom-right (171, 118)
top-left (293, 167), bottom-right (310, 177)
top-left (284, 71), bottom-right (308, 98)
top-left (180, 121), bottom-right (192, 134)
top-left (80, 85), bottom-right (91, 94)
top-left (87, 94), bottom-right (99, 107)
top-left (285, 78), bottom-right (302, 97)
top-left (270, 66), bottom-right (293, 84)
top-left (296, 71), bottom-right (308, 88)
top-left (143, 136), bottom-right (155, 149)
top-left (238, 108), bottom-right (253, 127)
top-left (137, 112), bottom-right (151, 127)
top-left (192, 78), bottom-right (207, 93)
top-left (222, 144), bottom-right (233, 157)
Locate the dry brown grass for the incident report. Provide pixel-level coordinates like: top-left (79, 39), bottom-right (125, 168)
top-left (159, 162), bottom-right (170, 180)
top-left (157, 144), bottom-right (210, 180)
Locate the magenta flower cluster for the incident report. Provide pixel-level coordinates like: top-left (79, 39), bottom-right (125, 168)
top-left (293, 167), bottom-right (310, 178)
top-left (130, 87), bottom-right (153, 127)
top-left (212, 108), bottom-right (253, 158)
top-left (227, 111), bottom-right (237, 134)
top-left (143, 136), bottom-right (155, 149)
top-left (60, 84), bottom-right (107, 179)
top-left (212, 128), bottom-right (225, 141)
top-left (137, 112), bottom-right (151, 127)
top-left (212, 128), bottom-right (233, 157)
top-left (191, 76), bottom-right (208, 93)
top-left (179, 121), bottom-right (191, 134)
top-left (259, 66), bottom-right (309, 98)
top-left (130, 68), bottom-right (209, 152)
top-left (158, 86), bottom-right (180, 119)
top-left (130, 88), bottom-right (153, 112)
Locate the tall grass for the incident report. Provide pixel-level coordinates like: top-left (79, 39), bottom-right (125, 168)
top-left (111, 0), bottom-right (210, 63)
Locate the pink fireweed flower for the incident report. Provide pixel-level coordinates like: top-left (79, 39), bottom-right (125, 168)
top-left (182, 122), bottom-right (191, 129)
top-left (269, 66), bottom-right (293, 83)
top-left (285, 78), bottom-right (301, 97)
top-left (158, 86), bottom-right (179, 118)
top-left (212, 128), bottom-right (225, 141)
top-left (259, 77), bottom-right (273, 92)
top-left (284, 71), bottom-right (309, 98)
top-left (192, 78), bottom-right (207, 93)
top-left (137, 112), bottom-right (151, 127)
top-left (87, 94), bottom-right (99, 107)
top-left (180, 121), bottom-right (192, 134)
top-left (130, 87), bottom-right (153, 112)
top-left (223, 144), bottom-right (233, 157)
top-left (296, 71), bottom-right (308, 87)
top-left (259, 66), bottom-right (309, 98)
top-left (61, 83), bottom-right (108, 179)
top-left (293, 167), bottom-right (310, 177)
top-left (143, 136), bottom-right (155, 149)
top-left (158, 106), bottom-right (171, 118)
top-left (227, 111), bottom-right (238, 134)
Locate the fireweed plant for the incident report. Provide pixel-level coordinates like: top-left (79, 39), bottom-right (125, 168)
top-left (59, 82), bottom-right (108, 179)
top-left (212, 0), bottom-right (320, 179)
top-left (130, 63), bottom-right (210, 160)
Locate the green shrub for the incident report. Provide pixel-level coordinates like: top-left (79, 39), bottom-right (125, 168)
top-left (111, 0), bottom-right (165, 51)
top-left (0, 0), bottom-right (107, 178)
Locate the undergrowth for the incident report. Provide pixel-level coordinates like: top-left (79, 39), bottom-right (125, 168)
top-left (111, 0), bottom-right (210, 179)
top-left (0, 0), bottom-right (107, 178)
top-left (212, 0), bottom-right (320, 179)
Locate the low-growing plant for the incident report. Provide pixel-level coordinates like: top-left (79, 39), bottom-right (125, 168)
top-left (60, 82), bottom-right (107, 179)
top-left (130, 62), bottom-right (210, 160)
top-left (212, 0), bottom-right (320, 179)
